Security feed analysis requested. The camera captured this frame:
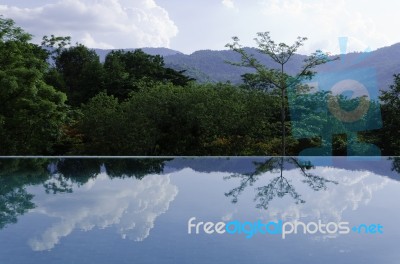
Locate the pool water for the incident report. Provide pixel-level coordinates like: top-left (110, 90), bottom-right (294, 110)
top-left (0, 157), bottom-right (399, 264)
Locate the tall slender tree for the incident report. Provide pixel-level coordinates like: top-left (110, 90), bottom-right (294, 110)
top-left (226, 32), bottom-right (337, 155)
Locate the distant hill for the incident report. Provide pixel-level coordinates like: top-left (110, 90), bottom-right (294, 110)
top-left (164, 48), bottom-right (306, 84)
top-left (94, 43), bottom-right (400, 91)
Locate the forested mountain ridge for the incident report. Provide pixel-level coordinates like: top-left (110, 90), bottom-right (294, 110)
top-left (94, 43), bottom-right (400, 89)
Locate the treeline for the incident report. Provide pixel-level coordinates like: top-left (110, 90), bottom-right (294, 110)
top-left (0, 17), bottom-right (399, 156)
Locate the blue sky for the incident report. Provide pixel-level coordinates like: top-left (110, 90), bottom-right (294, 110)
top-left (0, 0), bottom-right (398, 54)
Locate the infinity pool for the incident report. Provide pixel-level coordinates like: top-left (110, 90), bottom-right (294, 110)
top-left (0, 157), bottom-right (399, 263)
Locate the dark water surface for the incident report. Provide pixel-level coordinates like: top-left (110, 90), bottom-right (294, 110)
top-left (0, 157), bottom-right (399, 264)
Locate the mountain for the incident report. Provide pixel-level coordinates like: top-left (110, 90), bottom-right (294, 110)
top-left (162, 44), bottom-right (400, 90)
top-left (94, 43), bottom-right (400, 90)
top-left (164, 48), bottom-right (308, 84)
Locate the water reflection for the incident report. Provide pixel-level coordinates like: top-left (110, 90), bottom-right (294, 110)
top-left (224, 157), bottom-right (338, 209)
top-left (29, 173), bottom-right (178, 251)
top-left (0, 157), bottom-right (399, 258)
top-left (261, 165), bottom-right (391, 224)
top-left (1, 157), bottom-right (400, 232)
top-left (390, 157), bottom-right (400, 174)
top-left (0, 158), bottom-right (170, 232)
top-left (0, 179), bottom-right (35, 229)
top-left (0, 159), bottom-right (50, 229)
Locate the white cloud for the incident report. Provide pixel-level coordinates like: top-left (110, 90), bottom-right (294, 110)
top-left (81, 33), bottom-right (114, 49)
top-left (28, 173), bottom-right (178, 251)
top-left (257, 0), bottom-right (390, 54)
top-left (222, 0), bottom-right (235, 9)
top-left (0, 0), bottom-right (178, 49)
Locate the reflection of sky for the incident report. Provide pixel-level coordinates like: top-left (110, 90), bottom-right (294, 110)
top-left (166, 165), bottom-right (400, 263)
top-left (28, 173), bottom-right (178, 251)
top-left (260, 166), bottom-right (392, 223)
top-left (1, 159), bottom-right (400, 264)
top-left (169, 165), bottom-right (395, 225)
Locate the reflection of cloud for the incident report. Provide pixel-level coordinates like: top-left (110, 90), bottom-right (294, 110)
top-left (260, 167), bottom-right (391, 222)
top-left (29, 173), bottom-right (178, 251)
top-left (222, 0), bottom-right (235, 9)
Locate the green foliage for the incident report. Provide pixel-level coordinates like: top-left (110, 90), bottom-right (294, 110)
top-left (76, 92), bottom-right (123, 154)
top-left (378, 74), bottom-right (400, 154)
top-left (41, 35), bottom-right (71, 63)
top-left (165, 62), bottom-right (215, 83)
top-left (75, 83), bottom-right (283, 155)
top-left (0, 17), bottom-right (68, 155)
top-left (241, 73), bottom-right (274, 92)
top-left (290, 89), bottom-right (382, 155)
top-left (0, 16), bottom-right (31, 42)
top-left (48, 44), bottom-right (105, 106)
top-left (103, 49), bottom-right (193, 100)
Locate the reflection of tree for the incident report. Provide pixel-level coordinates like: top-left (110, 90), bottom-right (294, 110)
top-left (0, 158), bottom-right (171, 229)
top-left (43, 159), bottom-right (171, 194)
top-left (390, 157), bottom-right (400, 174)
top-left (104, 159), bottom-right (171, 179)
top-left (44, 159), bottom-right (102, 194)
top-left (0, 187), bottom-right (35, 229)
top-left (0, 159), bottom-right (51, 229)
top-left (56, 159), bottom-right (101, 181)
top-left (224, 157), bottom-right (338, 209)
top-left (0, 159), bottom-right (52, 179)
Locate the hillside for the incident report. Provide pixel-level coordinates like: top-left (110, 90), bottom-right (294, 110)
top-left (94, 43), bottom-right (400, 91)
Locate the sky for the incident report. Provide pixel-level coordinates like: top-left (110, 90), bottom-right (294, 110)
top-left (0, 0), bottom-right (399, 54)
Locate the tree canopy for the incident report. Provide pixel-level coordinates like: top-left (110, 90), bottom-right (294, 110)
top-left (0, 17), bottom-right (68, 155)
top-left (103, 49), bottom-right (194, 100)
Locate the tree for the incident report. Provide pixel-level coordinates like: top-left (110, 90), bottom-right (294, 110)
top-left (226, 32), bottom-right (337, 155)
top-left (41, 35), bottom-right (72, 62)
top-left (240, 73), bottom-right (274, 92)
top-left (77, 92), bottom-right (124, 154)
top-left (48, 44), bottom-right (105, 106)
top-left (103, 49), bottom-right (193, 100)
top-left (379, 74), bottom-right (400, 155)
top-left (0, 17), bottom-right (68, 155)
top-left (75, 82), bottom-right (281, 155)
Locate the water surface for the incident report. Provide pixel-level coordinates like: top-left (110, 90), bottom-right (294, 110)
top-left (1, 157), bottom-right (399, 263)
